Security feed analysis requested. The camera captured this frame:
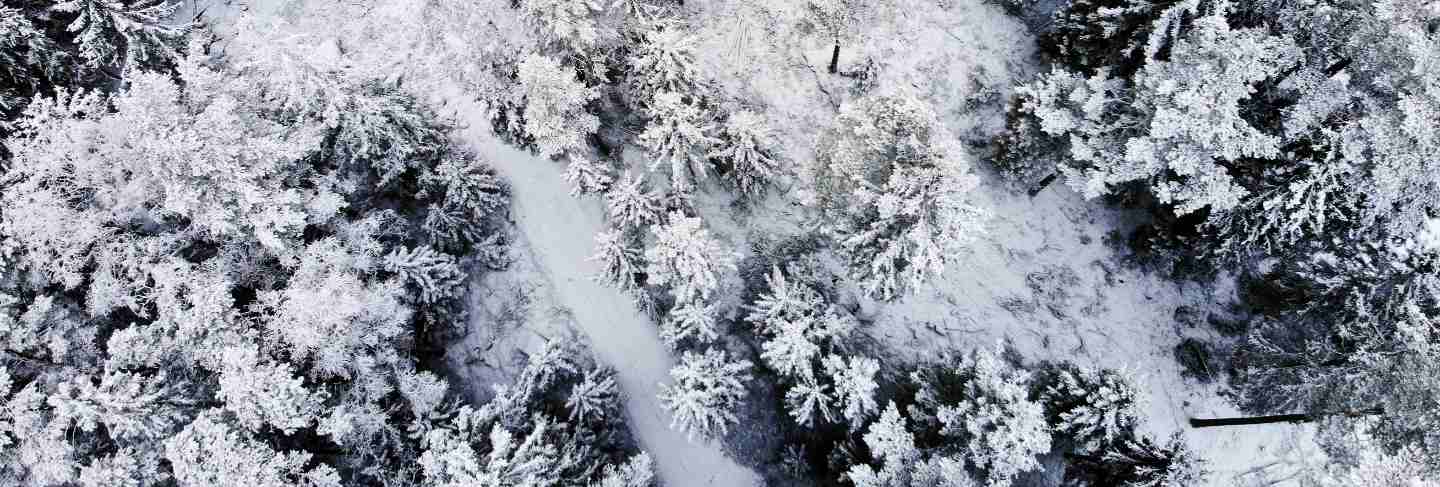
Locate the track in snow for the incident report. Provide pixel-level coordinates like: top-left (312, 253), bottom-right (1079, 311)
top-left (449, 100), bottom-right (761, 487)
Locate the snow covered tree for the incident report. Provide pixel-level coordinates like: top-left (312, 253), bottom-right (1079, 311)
top-left (846, 404), bottom-right (975, 487)
top-left (420, 153), bottom-right (510, 253)
top-left (519, 0), bottom-right (607, 52)
top-left (563, 155), bottom-right (614, 197)
top-left (516, 54), bottom-right (600, 158)
top-left (785, 378), bottom-right (836, 428)
top-left (639, 91), bottom-right (717, 193)
top-left (746, 265), bottom-right (873, 429)
top-left (594, 453), bottom-right (655, 487)
top-left (1314, 445), bottom-right (1437, 487)
top-left (1020, 13), bottom-right (1299, 215)
top-left (216, 347), bottom-right (327, 434)
top-left (800, 0), bottom-right (884, 74)
top-left (256, 237), bottom-right (412, 381)
top-left (710, 109), bottom-right (783, 196)
top-left (824, 354), bottom-right (880, 426)
top-left (2, 71), bottom-right (321, 272)
top-left (604, 172), bottom-right (663, 229)
top-left (644, 211), bottom-right (736, 304)
top-left (909, 347), bottom-right (1052, 487)
top-left (590, 228), bottom-right (645, 291)
top-left (165, 413), bottom-right (341, 487)
top-left (383, 245), bottom-right (467, 306)
top-left (1063, 432), bottom-right (1207, 487)
top-left (52, 0), bottom-right (184, 70)
top-left (566, 368), bottom-right (618, 424)
top-left (807, 93), bottom-right (986, 300)
top-left (0, 6), bottom-right (73, 113)
top-left (1034, 362), bottom-right (1145, 453)
top-left (331, 83), bottom-right (453, 186)
top-left (659, 299), bottom-right (722, 348)
top-left (418, 414), bottom-right (561, 487)
top-left (659, 349), bottom-right (753, 440)
top-left (417, 342), bottom-right (647, 486)
top-left (626, 26), bottom-right (703, 104)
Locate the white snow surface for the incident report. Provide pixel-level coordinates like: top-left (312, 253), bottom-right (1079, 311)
top-left (449, 97), bottom-right (762, 487)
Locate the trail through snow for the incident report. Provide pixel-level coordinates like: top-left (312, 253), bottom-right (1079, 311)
top-left (447, 98), bottom-right (761, 487)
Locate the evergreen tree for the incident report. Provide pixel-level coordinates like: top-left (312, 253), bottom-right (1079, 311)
top-left (644, 211), bottom-right (736, 304)
top-left (1034, 362), bottom-right (1145, 453)
top-left (517, 54), bottom-right (600, 158)
top-left (604, 172), bottom-right (663, 230)
top-left (1063, 433), bottom-right (1207, 487)
top-left (639, 91), bottom-right (717, 193)
top-left (626, 26), bottom-right (702, 105)
top-left (53, 0), bottom-right (185, 70)
top-left (710, 109), bottom-right (783, 197)
top-left (806, 93), bottom-right (986, 300)
top-left (564, 154), bottom-right (615, 197)
top-left (658, 349), bottom-right (753, 440)
top-left (909, 347), bottom-right (1052, 487)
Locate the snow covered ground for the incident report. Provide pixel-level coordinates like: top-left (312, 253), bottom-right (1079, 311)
top-left (877, 178), bottom-right (1321, 486)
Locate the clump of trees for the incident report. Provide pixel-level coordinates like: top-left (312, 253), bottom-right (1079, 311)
top-left (0, 17), bottom-right (651, 485)
top-left (995, 0), bottom-right (1440, 476)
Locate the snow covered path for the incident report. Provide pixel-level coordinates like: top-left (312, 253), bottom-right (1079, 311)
top-left (448, 100), bottom-right (761, 487)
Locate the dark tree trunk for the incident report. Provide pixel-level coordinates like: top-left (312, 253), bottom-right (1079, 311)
top-left (1028, 173), bottom-right (1059, 197)
top-left (1323, 57), bottom-right (1353, 77)
top-left (828, 43), bottom-right (840, 74)
top-left (1190, 407), bottom-right (1382, 428)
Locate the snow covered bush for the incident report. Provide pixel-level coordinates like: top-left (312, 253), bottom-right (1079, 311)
top-left (644, 211), bottom-right (736, 304)
top-left (1033, 362), bottom-right (1145, 452)
top-left (659, 349), bottom-right (753, 440)
top-left (517, 54), bottom-right (600, 158)
top-left (806, 93), bottom-right (987, 300)
top-left (908, 347), bottom-right (1051, 487)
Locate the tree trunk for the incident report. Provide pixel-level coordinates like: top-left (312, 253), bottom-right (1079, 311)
top-left (1028, 173), bottom-right (1059, 197)
top-left (828, 43), bottom-right (840, 74)
top-left (1190, 407), bottom-right (1382, 428)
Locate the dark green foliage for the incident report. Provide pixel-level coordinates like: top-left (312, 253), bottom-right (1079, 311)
top-left (1063, 433), bottom-right (1207, 487)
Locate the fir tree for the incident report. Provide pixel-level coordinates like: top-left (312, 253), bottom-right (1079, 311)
top-left (658, 349), bottom-right (753, 440)
top-left (806, 93), bottom-right (987, 300)
top-left (644, 211), bottom-right (736, 304)
top-left (639, 91), bottom-right (718, 193)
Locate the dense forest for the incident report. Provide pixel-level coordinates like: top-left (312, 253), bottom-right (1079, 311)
top-left (0, 0), bottom-right (1437, 485)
